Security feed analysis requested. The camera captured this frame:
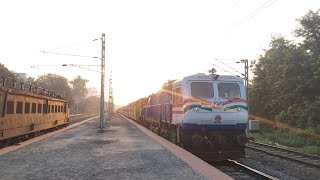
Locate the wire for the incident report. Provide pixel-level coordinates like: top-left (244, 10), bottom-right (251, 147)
top-left (209, 62), bottom-right (238, 76)
top-left (44, 37), bottom-right (101, 52)
top-left (41, 51), bottom-right (99, 59)
top-left (214, 58), bottom-right (245, 76)
top-left (229, 0), bottom-right (278, 32)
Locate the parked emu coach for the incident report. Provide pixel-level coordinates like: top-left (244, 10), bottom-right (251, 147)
top-left (118, 70), bottom-right (248, 161)
top-left (0, 76), bottom-right (70, 147)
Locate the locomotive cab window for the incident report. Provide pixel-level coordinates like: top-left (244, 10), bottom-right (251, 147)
top-left (191, 82), bottom-right (213, 98)
top-left (218, 83), bottom-right (240, 99)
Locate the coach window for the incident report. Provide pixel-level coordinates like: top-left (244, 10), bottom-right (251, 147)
top-left (51, 105), bottom-right (54, 113)
top-left (58, 105), bottom-right (60, 112)
top-left (38, 104), bottom-right (42, 113)
top-left (48, 105), bottom-right (51, 113)
top-left (55, 105), bottom-right (57, 113)
top-left (31, 103), bottom-right (37, 113)
top-left (16, 101), bottom-right (23, 114)
top-left (6, 101), bottom-right (14, 114)
top-left (25, 102), bottom-right (30, 114)
top-left (43, 104), bottom-right (48, 114)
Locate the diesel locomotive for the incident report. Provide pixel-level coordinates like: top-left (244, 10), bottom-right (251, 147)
top-left (118, 72), bottom-right (248, 161)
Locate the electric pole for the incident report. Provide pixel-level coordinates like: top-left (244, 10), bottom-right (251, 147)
top-left (100, 33), bottom-right (106, 131)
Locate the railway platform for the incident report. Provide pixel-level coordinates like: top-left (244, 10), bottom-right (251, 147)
top-left (0, 114), bottom-right (231, 180)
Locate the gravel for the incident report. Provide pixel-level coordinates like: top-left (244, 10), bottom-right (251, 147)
top-left (238, 148), bottom-right (320, 180)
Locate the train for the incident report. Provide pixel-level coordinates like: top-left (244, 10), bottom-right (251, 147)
top-left (0, 76), bottom-right (70, 147)
top-left (118, 72), bottom-right (248, 161)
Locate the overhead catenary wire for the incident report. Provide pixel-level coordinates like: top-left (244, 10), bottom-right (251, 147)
top-left (228, 0), bottom-right (279, 33)
top-left (44, 37), bottom-right (101, 52)
top-left (208, 62), bottom-right (238, 76)
top-left (41, 51), bottom-right (99, 59)
top-left (214, 58), bottom-right (245, 76)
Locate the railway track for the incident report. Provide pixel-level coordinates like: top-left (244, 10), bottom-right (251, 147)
top-left (213, 159), bottom-right (278, 180)
top-left (246, 141), bottom-right (320, 168)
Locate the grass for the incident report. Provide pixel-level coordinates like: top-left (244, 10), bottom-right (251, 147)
top-left (249, 129), bottom-right (320, 156)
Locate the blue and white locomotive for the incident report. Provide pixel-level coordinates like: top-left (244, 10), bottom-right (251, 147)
top-left (119, 72), bottom-right (248, 161)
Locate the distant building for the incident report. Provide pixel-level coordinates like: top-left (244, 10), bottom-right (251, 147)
top-left (87, 87), bottom-right (98, 97)
top-left (14, 73), bottom-right (34, 84)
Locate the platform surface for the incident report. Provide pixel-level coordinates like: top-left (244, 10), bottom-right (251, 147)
top-left (0, 114), bottom-right (231, 180)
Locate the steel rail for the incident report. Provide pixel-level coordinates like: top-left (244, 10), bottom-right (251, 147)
top-left (228, 159), bottom-right (279, 180)
top-left (246, 141), bottom-right (320, 168)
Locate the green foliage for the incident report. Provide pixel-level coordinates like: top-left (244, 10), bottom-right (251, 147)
top-left (252, 130), bottom-right (320, 156)
top-left (250, 10), bottom-right (320, 133)
top-left (70, 75), bottom-right (89, 113)
top-left (0, 63), bottom-right (14, 78)
top-left (35, 73), bottom-right (72, 102)
top-left (83, 96), bottom-right (108, 114)
top-left (0, 63), bottom-right (15, 86)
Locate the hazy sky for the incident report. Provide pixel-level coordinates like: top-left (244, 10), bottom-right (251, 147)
top-left (0, 0), bottom-right (319, 105)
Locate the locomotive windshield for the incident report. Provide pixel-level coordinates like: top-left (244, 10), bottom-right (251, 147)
top-left (191, 82), bottom-right (214, 98)
top-left (218, 83), bottom-right (240, 99)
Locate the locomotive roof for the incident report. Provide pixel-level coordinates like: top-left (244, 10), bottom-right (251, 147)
top-left (172, 73), bottom-right (243, 87)
top-left (183, 73), bottom-right (243, 82)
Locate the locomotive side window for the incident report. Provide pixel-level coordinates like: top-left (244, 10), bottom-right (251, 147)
top-left (191, 82), bottom-right (213, 98)
top-left (31, 103), bottom-right (37, 113)
top-left (218, 83), bottom-right (240, 99)
top-left (16, 101), bottom-right (23, 114)
top-left (25, 102), bottom-right (30, 114)
top-left (6, 101), bottom-right (14, 114)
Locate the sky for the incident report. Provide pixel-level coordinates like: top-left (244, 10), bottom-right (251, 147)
top-left (0, 0), bottom-right (319, 105)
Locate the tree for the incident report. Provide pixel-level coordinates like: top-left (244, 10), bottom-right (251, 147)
top-left (250, 9), bottom-right (320, 132)
top-left (70, 75), bottom-right (89, 113)
top-left (35, 73), bottom-right (72, 101)
top-left (0, 63), bottom-right (15, 86)
top-left (295, 10), bottom-right (320, 56)
top-left (295, 10), bottom-right (320, 97)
